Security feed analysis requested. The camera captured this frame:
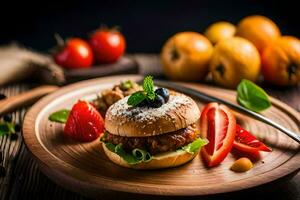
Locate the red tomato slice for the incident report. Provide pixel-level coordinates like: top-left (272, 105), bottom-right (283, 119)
top-left (200, 102), bottom-right (236, 167)
top-left (233, 125), bottom-right (272, 154)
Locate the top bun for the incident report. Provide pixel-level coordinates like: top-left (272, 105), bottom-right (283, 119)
top-left (105, 91), bottom-right (200, 137)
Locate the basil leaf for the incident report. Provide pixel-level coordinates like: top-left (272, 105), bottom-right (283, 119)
top-left (127, 91), bottom-right (146, 106)
top-left (143, 76), bottom-right (156, 100)
top-left (48, 109), bottom-right (70, 123)
top-left (237, 79), bottom-right (271, 112)
top-left (182, 138), bottom-right (208, 154)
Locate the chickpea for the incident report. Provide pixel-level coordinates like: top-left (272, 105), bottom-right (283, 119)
top-left (230, 157), bottom-right (253, 172)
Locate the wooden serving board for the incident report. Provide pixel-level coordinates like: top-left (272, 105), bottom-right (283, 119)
top-left (64, 56), bottom-right (138, 83)
top-left (22, 75), bottom-right (300, 197)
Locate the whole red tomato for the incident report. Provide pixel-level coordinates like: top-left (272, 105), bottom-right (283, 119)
top-left (54, 38), bottom-right (94, 69)
top-left (90, 29), bottom-right (126, 63)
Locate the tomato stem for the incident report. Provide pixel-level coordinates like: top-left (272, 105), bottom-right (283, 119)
top-left (54, 33), bottom-right (65, 47)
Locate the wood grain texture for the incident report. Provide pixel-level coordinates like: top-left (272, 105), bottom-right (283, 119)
top-left (65, 56), bottom-right (139, 83)
top-left (22, 75), bottom-right (300, 198)
top-left (0, 85), bottom-right (58, 116)
top-left (0, 85), bottom-right (28, 200)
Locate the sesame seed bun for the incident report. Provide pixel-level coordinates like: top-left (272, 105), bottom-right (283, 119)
top-left (104, 91), bottom-right (200, 137)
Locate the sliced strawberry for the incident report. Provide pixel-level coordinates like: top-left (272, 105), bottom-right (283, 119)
top-left (233, 124), bottom-right (272, 154)
top-left (64, 101), bottom-right (104, 142)
top-left (200, 102), bottom-right (236, 167)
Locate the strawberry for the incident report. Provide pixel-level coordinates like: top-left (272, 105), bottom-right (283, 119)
top-left (64, 101), bottom-right (104, 142)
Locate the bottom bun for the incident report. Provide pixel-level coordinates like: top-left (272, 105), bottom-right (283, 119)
top-left (102, 142), bottom-right (198, 170)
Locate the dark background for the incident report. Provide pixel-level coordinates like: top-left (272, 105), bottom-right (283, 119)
top-left (0, 0), bottom-right (299, 53)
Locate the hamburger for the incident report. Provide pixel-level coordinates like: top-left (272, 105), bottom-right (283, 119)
top-left (101, 76), bottom-right (207, 169)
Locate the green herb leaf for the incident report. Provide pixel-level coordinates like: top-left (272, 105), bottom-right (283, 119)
top-left (127, 91), bottom-right (147, 106)
top-left (0, 124), bottom-right (9, 136)
top-left (237, 79), bottom-right (271, 112)
top-left (182, 138), bottom-right (208, 154)
top-left (127, 76), bottom-right (157, 107)
top-left (48, 109), bottom-right (70, 123)
top-left (0, 122), bottom-right (16, 136)
top-left (143, 76), bottom-right (156, 100)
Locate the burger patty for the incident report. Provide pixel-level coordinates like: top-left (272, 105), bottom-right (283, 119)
top-left (103, 124), bottom-right (198, 155)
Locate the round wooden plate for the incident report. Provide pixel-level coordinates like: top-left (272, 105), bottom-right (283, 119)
top-left (23, 75), bottom-right (300, 197)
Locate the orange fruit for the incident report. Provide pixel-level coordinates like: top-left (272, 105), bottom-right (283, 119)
top-left (236, 15), bottom-right (281, 53)
top-left (261, 36), bottom-right (300, 86)
top-left (161, 32), bottom-right (213, 81)
top-left (210, 37), bottom-right (261, 88)
top-left (204, 21), bottom-right (236, 45)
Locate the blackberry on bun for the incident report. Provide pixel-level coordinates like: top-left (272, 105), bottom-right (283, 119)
top-left (101, 76), bottom-right (207, 169)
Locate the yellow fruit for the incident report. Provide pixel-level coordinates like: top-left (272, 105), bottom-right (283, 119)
top-left (161, 32), bottom-right (213, 81)
top-left (230, 157), bottom-right (253, 172)
top-left (236, 15), bottom-right (281, 53)
top-left (210, 37), bottom-right (261, 88)
top-left (204, 21), bottom-right (236, 45)
top-left (262, 36), bottom-right (300, 86)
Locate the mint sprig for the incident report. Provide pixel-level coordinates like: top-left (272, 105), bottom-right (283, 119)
top-left (143, 76), bottom-right (155, 100)
top-left (127, 91), bottom-right (147, 107)
top-left (127, 76), bottom-right (156, 106)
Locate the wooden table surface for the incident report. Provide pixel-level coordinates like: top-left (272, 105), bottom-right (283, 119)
top-left (0, 54), bottom-right (299, 200)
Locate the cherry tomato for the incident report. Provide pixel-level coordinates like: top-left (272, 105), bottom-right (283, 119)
top-left (54, 38), bottom-right (94, 69)
top-left (233, 124), bottom-right (272, 154)
top-left (200, 102), bottom-right (236, 167)
top-left (64, 101), bottom-right (104, 142)
top-left (90, 29), bottom-right (126, 63)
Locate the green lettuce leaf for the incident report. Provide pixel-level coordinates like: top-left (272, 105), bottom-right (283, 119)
top-left (105, 142), bottom-right (116, 152)
top-left (181, 138), bottom-right (208, 154)
top-left (103, 137), bottom-right (208, 165)
top-left (104, 143), bottom-right (152, 165)
top-left (115, 144), bottom-right (141, 164)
